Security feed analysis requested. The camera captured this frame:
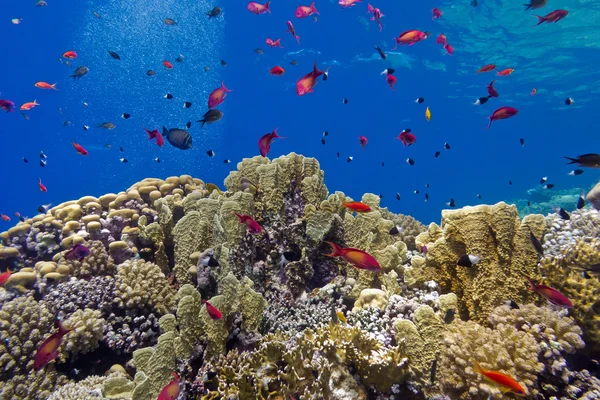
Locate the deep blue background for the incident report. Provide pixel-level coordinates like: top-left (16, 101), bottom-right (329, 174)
top-left (0, 0), bottom-right (598, 225)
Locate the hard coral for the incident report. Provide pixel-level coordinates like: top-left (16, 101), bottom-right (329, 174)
top-left (59, 240), bottom-right (116, 279)
top-left (59, 308), bottom-right (105, 361)
top-left (44, 276), bottom-right (116, 319)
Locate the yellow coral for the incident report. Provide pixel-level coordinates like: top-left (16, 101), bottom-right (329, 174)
top-left (59, 308), bottom-right (105, 360)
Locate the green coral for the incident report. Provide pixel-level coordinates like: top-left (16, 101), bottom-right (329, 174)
top-left (172, 211), bottom-right (210, 284)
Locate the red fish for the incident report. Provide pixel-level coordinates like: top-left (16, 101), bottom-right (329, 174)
top-left (444, 43), bottom-right (454, 55)
top-left (367, 4), bottom-right (384, 31)
top-left (208, 81), bottom-right (232, 109)
top-left (38, 178), bottom-right (47, 192)
top-left (526, 277), bottom-right (573, 308)
top-left (1, 214), bottom-right (10, 221)
top-left (432, 8), bottom-right (442, 20)
top-left (234, 212), bottom-right (262, 234)
top-left (202, 299), bottom-right (223, 320)
top-left (392, 30), bottom-right (429, 49)
top-left (266, 38), bottom-right (283, 48)
top-left (486, 106), bottom-right (518, 129)
top-left (323, 241), bottom-right (380, 272)
top-left (34, 320), bottom-right (72, 371)
top-left (436, 33), bottom-right (447, 45)
top-left (71, 141), bottom-right (88, 156)
top-left (496, 68), bottom-right (514, 76)
top-left (270, 66), bottom-right (285, 75)
top-left (14, 212), bottom-right (20, 218)
top-left (358, 136), bottom-right (368, 148)
top-left (62, 51), bottom-right (77, 59)
top-left (395, 131), bottom-right (416, 147)
top-left (0, 269), bottom-right (12, 286)
top-left (339, 0), bottom-right (362, 8)
top-left (295, 2), bottom-right (319, 19)
top-left (286, 21), bottom-right (300, 45)
top-left (145, 127), bottom-right (165, 147)
top-left (341, 199), bottom-right (371, 213)
top-left (477, 64), bottom-right (496, 73)
top-left (258, 128), bottom-right (284, 157)
top-left (531, 88), bottom-right (537, 96)
top-left (385, 73), bottom-right (397, 90)
top-left (163, 60), bottom-right (173, 69)
top-left (487, 80), bottom-right (498, 97)
top-left (535, 10), bottom-right (568, 25)
top-left (296, 62), bottom-right (326, 96)
top-left (157, 373), bottom-right (180, 400)
top-left (247, 1), bottom-right (271, 14)
top-left (0, 99), bottom-right (15, 112)
top-left (472, 361), bottom-right (526, 396)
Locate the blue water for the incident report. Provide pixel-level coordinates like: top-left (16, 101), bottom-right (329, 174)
top-left (1, 0), bottom-right (598, 224)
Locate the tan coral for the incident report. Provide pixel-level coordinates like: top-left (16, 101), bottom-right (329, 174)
top-left (58, 308), bottom-right (105, 361)
top-left (352, 288), bottom-right (389, 312)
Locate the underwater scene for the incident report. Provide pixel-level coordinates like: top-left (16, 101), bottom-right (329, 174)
top-left (1, 0), bottom-right (600, 399)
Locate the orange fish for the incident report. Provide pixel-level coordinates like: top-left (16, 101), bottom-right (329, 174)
top-left (531, 88), bottom-right (537, 96)
top-left (0, 269), bottom-right (12, 286)
top-left (392, 30), bottom-right (429, 49)
top-left (71, 142), bottom-right (88, 156)
top-left (20, 100), bottom-right (40, 111)
top-left (208, 81), bottom-right (232, 109)
top-left (472, 361), bottom-right (526, 396)
top-left (296, 61), bottom-right (326, 96)
top-left (1, 214), bottom-right (10, 221)
top-left (477, 64), bottom-right (496, 73)
top-left (62, 51), bottom-right (77, 59)
top-left (35, 82), bottom-right (58, 90)
top-left (34, 320), bottom-right (72, 371)
top-left (341, 199), bottom-right (372, 213)
top-left (323, 241), bottom-right (380, 271)
top-left (496, 68), bottom-right (514, 76)
top-left (270, 66), bottom-right (285, 75)
top-left (163, 60), bottom-right (173, 69)
top-left (157, 373), bottom-right (180, 400)
top-left (38, 178), bottom-right (47, 192)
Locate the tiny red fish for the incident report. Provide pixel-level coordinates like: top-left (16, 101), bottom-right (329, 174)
top-left (477, 64), bottom-right (496, 73)
top-left (62, 51), bottom-right (77, 59)
top-left (157, 373), bottom-right (180, 400)
top-left (38, 178), bottom-right (47, 192)
top-left (71, 141), bottom-right (88, 156)
top-left (358, 136), bottom-right (368, 148)
top-left (367, 4), bottom-right (384, 31)
top-left (385, 73), bottom-right (397, 90)
top-left (323, 241), bottom-right (380, 271)
top-left (296, 62), bottom-right (327, 96)
top-left (0, 269), bottom-right (12, 286)
top-left (395, 131), bottom-right (416, 147)
top-left (295, 2), bottom-right (319, 19)
top-left (270, 66), bottom-right (285, 75)
top-left (487, 106), bottom-right (518, 129)
top-left (1, 214), bottom-right (10, 222)
top-left (496, 68), bottom-right (514, 76)
top-left (436, 33), bottom-right (447, 45)
top-left (202, 299), bottom-right (223, 320)
top-left (14, 212), bottom-right (20, 217)
top-left (341, 198), bottom-right (371, 213)
top-left (393, 30), bottom-right (429, 49)
top-left (487, 80), bottom-right (498, 97)
top-left (34, 320), bottom-right (72, 371)
top-left (472, 361), bottom-right (526, 396)
top-left (145, 127), bottom-right (165, 147)
top-left (432, 7), bottom-right (442, 20)
top-left (234, 212), bottom-right (262, 234)
top-left (266, 37), bottom-right (283, 48)
top-left (163, 60), bottom-right (173, 69)
top-left (258, 128), bottom-right (285, 157)
top-left (208, 81), bottom-right (232, 109)
top-left (247, 1), bottom-right (271, 14)
top-left (526, 277), bottom-right (573, 308)
top-left (535, 9), bottom-right (568, 25)
top-left (0, 99), bottom-right (15, 113)
top-left (286, 21), bottom-right (300, 45)
top-left (443, 43), bottom-right (454, 55)
top-left (531, 88), bottom-right (537, 96)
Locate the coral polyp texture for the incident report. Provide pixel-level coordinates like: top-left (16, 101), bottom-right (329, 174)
top-left (0, 154), bottom-right (598, 400)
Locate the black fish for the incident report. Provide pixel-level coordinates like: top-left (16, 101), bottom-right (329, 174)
top-left (509, 180), bottom-right (513, 185)
top-left (477, 194), bottom-right (482, 199)
top-left (206, 150), bottom-right (215, 157)
top-left (146, 70), bottom-right (156, 76)
top-left (342, 98), bottom-right (348, 104)
top-left (220, 60), bottom-right (227, 66)
top-left (40, 151), bottom-right (47, 159)
top-left (40, 160), bottom-right (46, 167)
top-left (543, 184), bottom-right (554, 189)
top-left (425, 193), bottom-right (429, 202)
top-left (474, 96), bottom-right (489, 105)
top-left (395, 193), bottom-right (400, 201)
top-left (443, 309), bottom-right (455, 324)
top-left (337, 152), bottom-right (340, 159)
top-left (577, 192), bottom-right (585, 210)
top-left (471, 0), bottom-right (477, 6)
top-left (457, 254), bottom-right (481, 267)
top-left (413, 190), bottom-right (420, 194)
top-left (70, 66), bottom-right (89, 80)
top-left (520, 138), bottom-right (525, 146)
top-left (378, 194), bottom-right (383, 198)
top-left (108, 50), bottom-right (121, 60)
top-left (569, 169), bottom-right (584, 176)
top-left (164, 93), bottom-right (174, 100)
top-left (223, 159), bottom-right (231, 164)
top-left (425, 183), bottom-right (430, 188)
top-left (554, 206), bottom-right (570, 220)
top-left (524, 0), bottom-right (547, 10)
top-left (22, 157), bottom-right (28, 163)
top-left (323, 71), bottom-right (329, 81)
top-left (207, 6), bottom-right (222, 19)
top-left (321, 138), bottom-right (326, 145)
top-left (119, 147), bottom-right (124, 152)
top-left (504, 300), bottom-right (519, 309)
top-left (186, 121), bottom-right (192, 129)
top-left (381, 161), bottom-right (384, 166)
top-left (565, 97), bottom-right (574, 105)
top-left (540, 177), bottom-right (547, 184)
top-left (154, 157), bottom-right (161, 163)
top-left (406, 157), bottom-right (414, 166)
top-left (283, 251), bottom-right (301, 262)
top-left (175, 54), bottom-right (184, 63)
top-left (289, 60), bottom-right (298, 65)
top-left (323, 131), bottom-right (328, 136)
top-left (403, 128), bottom-right (412, 133)
top-left (375, 45), bottom-right (386, 60)
top-left (389, 224), bottom-right (402, 235)
top-left (415, 97), bottom-right (425, 104)
top-left (163, 126), bottom-right (193, 150)
top-left (444, 142), bottom-right (450, 150)
top-left (430, 357), bottom-right (438, 384)
top-left (197, 109), bottom-right (223, 127)
top-left (120, 157), bottom-right (128, 163)
top-left (183, 101), bottom-right (192, 109)
top-left (121, 113), bottom-right (131, 119)
top-left (446, 198), bottom-right (456, 207)
top-left (527, 201), bottom-right (531, 207)
top-left (255, 48), bottom-right (265, 55)
top-left (565, 154), bottom-right (600, 169)
top-left (200, 255), bottom-right (220, 267)
top-left (434, 151), bottom-right (441, 159)
top-left (347, 156), bottom-right (353, 162)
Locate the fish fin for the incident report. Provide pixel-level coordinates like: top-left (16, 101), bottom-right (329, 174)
top-left (524, 276), bottom-right (536, 291)
top-left (564, 156), bottom-right (578, 165)
top-left (221, 81), bottom-right (232, 92)
top-left (265, 1), bottom-right (271, 13)
top-left (486, 117), bottom-right (492, 130)
top-left (534, 15), bottom-right (545, 25)
top-left (471, 360), bottom-right (484, 375)
top-left (310, 2), bottom-right (319, 14)
top-left (524, 4), bottom-right (531, 10)
top-left (323, 241), bottom-right (342, 257)
top-left (57, 319), bottom-right (72, 335)
top-left (162, 126), bottom-right (169, 137)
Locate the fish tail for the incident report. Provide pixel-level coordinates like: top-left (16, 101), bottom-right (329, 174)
top-left (486, 117), bottom-right (492, 130)
top-left (233, 212), bottom-right (244, 222)
top-left (221, 81), bottom-right (232, 92)
top-left (564, 156), bottom-right (578, 165)
top-left (295, 35), bottom-right (300, 45)
top-left (472, 360), bottom-right (485, 375)
top-left (524, 276), bottom-right (536, 291)
top-left (534, 15), bottom-right (545, 25)
top-left (51, 83), bottom-right (58, 91)
top-left (323, 241), bottom-right (342, 257)
top-left (57, 319), bottom-right (72, 335)
top-left (311, 2), bottom-right (319, 15)
top-left (524, 4), bottom-right (531, 10)
top-left (392, 38), bottom-right (399, 50)
top-left (265, 1), bottom-right (271, 13)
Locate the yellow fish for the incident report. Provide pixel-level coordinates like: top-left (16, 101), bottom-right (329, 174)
top-left (205, 183), bottom-right (223, 195)
top-left (336, 311), bottom-right (347, 324)
top-left (425, 106), bottom-right (431, 121)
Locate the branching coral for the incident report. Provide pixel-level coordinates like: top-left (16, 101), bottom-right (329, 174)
top-left (59, 308), bottom-right (105, 361)
top-left (44, 276), bottom-right (115, 319)
top-left (59, 240), bottom-right (116, 279)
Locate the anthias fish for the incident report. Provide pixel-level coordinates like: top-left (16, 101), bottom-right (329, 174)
top-left (393, 30), bottom-right (429, 49)
top-left (295, 2), bottom-right (319, 19)
top-left (34, 320), bottom-right (73, 371)
top-left (341, 199), bottom-right (372, 213)
top-left (526, 277), bottom-right (573, 308)
top-left (247, 1), bottom-right (271, 14)
top-left (258, 128), bottom-right (284, 156)
top-left (202, 299), bottom-right (223, 320)
top-left (234, 212), bottom-right (262, 234)
top-left (208, 81), bottom-right (232, 108)
top-left (535, 10), bottom-right (568, 25)
top-left (323, 241), bottom-right (381, 272)
top-left (472, 361), bottom-right (526, 396)
top-left (487, 106), bottom-right (518, 129)
top-left (157, 373), bottom-right (180, 400)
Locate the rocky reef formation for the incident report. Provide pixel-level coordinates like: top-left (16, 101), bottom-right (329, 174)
top-left (0, 153), bottom-right (598, 400)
